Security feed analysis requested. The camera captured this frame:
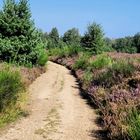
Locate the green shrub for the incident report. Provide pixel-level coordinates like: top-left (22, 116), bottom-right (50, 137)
top-left (62, 46), bottom-right (72, 57)
top-left (48, 45), bottom-right (82, 59)
top-left (72, 53), bottom-right (90, 70)
top-left (63, 45), bottom-right (82, 57)
top-left (81, 70), bottom-right (93, 87)
top-left (0, 66), bottom-right (23, 111)
top-left (47, 46), bottom-right (66, 58)
top-left (90, 54), bottom-right (113, 69)
top-left (135, 58), bottom-right (140, 63)
top-left (95, 59), bottom-right (135, 87)
top-left (35, 44), bottom-right (48, 66)
top-left (111, 59), bottom-right (135, 77)
top-left (47, 47), bottom-right (60, 57)
top-left (37, 51), bottom-right (48, 66)
top-left (95, 70), bottom-right (114, 87)
top-left (54, 47), bottom-right (66, 58)
top-left (126, 108), bottom-right (140, 140)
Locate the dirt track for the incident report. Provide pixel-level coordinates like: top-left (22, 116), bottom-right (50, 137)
top-left (0, 61), bottom-right (99, 140)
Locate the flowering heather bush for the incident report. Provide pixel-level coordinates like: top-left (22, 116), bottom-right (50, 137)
top-left (107, 52), bottom-right (140, 60)
top-left (93, 59), bottom-right (136, 88)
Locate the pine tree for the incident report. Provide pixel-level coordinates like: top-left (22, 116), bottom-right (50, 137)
top-left (0, 0), bottom-right (16, 37)
top-left (63, 28), bottom-right (81, 46)
top-left (81, 22), bottom-right (105, 54)
top-left (49, 27), bottom-right (59, 43)
top-left (0, 0), bottom-right (47, 66)
top-left (0, 0), bottom-right (34, 37)
top-left (47, 27), bottom-right (60, 48)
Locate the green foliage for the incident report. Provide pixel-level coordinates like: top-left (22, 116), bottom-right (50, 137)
top-left (112, 37), bottom-right (137, 53)
top-left (126, 108), bottom-right (140, 140)
top-left (47, 39), bottom-right (57, 49)
top-left (134, 33), bottom-right (140, 53)
top-left (0, 66), bottom-right (23, 112)
top-left (0, 65), bottom-right (26, 127)
top-left (104, 37), bottom-right (112, 47)
top-left (0, 0), bottom-right (47, 66)
top-left (0, 0), bottom-right (32, 38)
top-left (111, 59), bottom-right (135, 77)
top-left (90, 54), bottom-right (113, 69)
top-left (63, 28), bottom-right (81, 46)
top-left (47, 27), bottom-right (60, 48)
top-left (48, 45), bottom-right (82, 58)
top-left (81, 70), bottom-right (93, 87)
top-left (95, 59), bottom-right (135, 87)
top-left (122, 46), bottom-right (137, 53)
top-left (47, 47), bottom-right (65, 58)
top-left (62, 45), bottom-right (82, 57)
top-left (102, 37), bottom-right (115, 52)
top-left (103, 44), bottom-right (115, 52)
top-left (36, 46), bottom-right (48, 66)
top-left (49, 27), bottom-right (59, 43)
top-left (81, 22), bottom-right (105, 54)
top-left (72, 53), bottom-right (90, 70)
top-left (0, 105), bottom-right (25, 128)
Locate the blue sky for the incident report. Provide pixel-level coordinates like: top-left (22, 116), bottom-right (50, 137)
top-left (0, 0), bottom-right (140, 38)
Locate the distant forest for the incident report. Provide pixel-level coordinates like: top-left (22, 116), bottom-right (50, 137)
top-left (44, 25), bottom-right (140, 54)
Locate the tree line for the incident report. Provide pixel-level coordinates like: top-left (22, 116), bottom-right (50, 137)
top-left (44, 24), bottom-right (140, 54)
top-left (106, 33), bottom-right (140, 53)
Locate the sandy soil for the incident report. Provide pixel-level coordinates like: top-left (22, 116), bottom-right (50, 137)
top-left (0, 61), bottom-right (99, 140)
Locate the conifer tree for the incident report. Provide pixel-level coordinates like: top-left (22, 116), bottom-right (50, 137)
top-left (49, 27), bottom-right (59, 43)
top-left (47, 27), bottom-right (60, 48)
top-left (81, 22), bottom-right (105, 54)
top-left (63, 28), bottom-right (81, 46)
top-left (0, 0), bottom-right (47, 66)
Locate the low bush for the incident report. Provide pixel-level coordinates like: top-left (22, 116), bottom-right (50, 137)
top-left (126, 108), bottom-right (140, 140)
top-left (94, 59), bottom-right (135, 87)
top-left (0, 92), bottom-right (27, 127)
top-left (111, 59), bottom-right (135, 77)
top-left (0, 66), bottom-right (24, 111)
top-left (36, 45), bottom-right (48, 66)
top-left (90, 54), bottom-right (113, 69)
top-left (48, 45), bottom-right (82, 59)
top-left (63, 45), bottom-right (82, 57)
top-left (81, 70), bottom-right (93, 88)
top-left (37, 52), bottom-right (48, 66)
top-left (72, 53), bottom-right (91, 70)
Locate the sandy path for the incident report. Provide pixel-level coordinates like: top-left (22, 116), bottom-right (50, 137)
top-left (0, 61), bottom-right (99, 140)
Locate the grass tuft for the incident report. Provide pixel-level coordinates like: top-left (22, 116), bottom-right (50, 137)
top-left (0, 65), bottom-right (25, 127)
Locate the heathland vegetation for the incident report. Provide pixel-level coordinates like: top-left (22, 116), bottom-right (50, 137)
top-left (0, 0), bottom-right (140, 140)
top-left (46, 22), bottom-right (140, 140)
